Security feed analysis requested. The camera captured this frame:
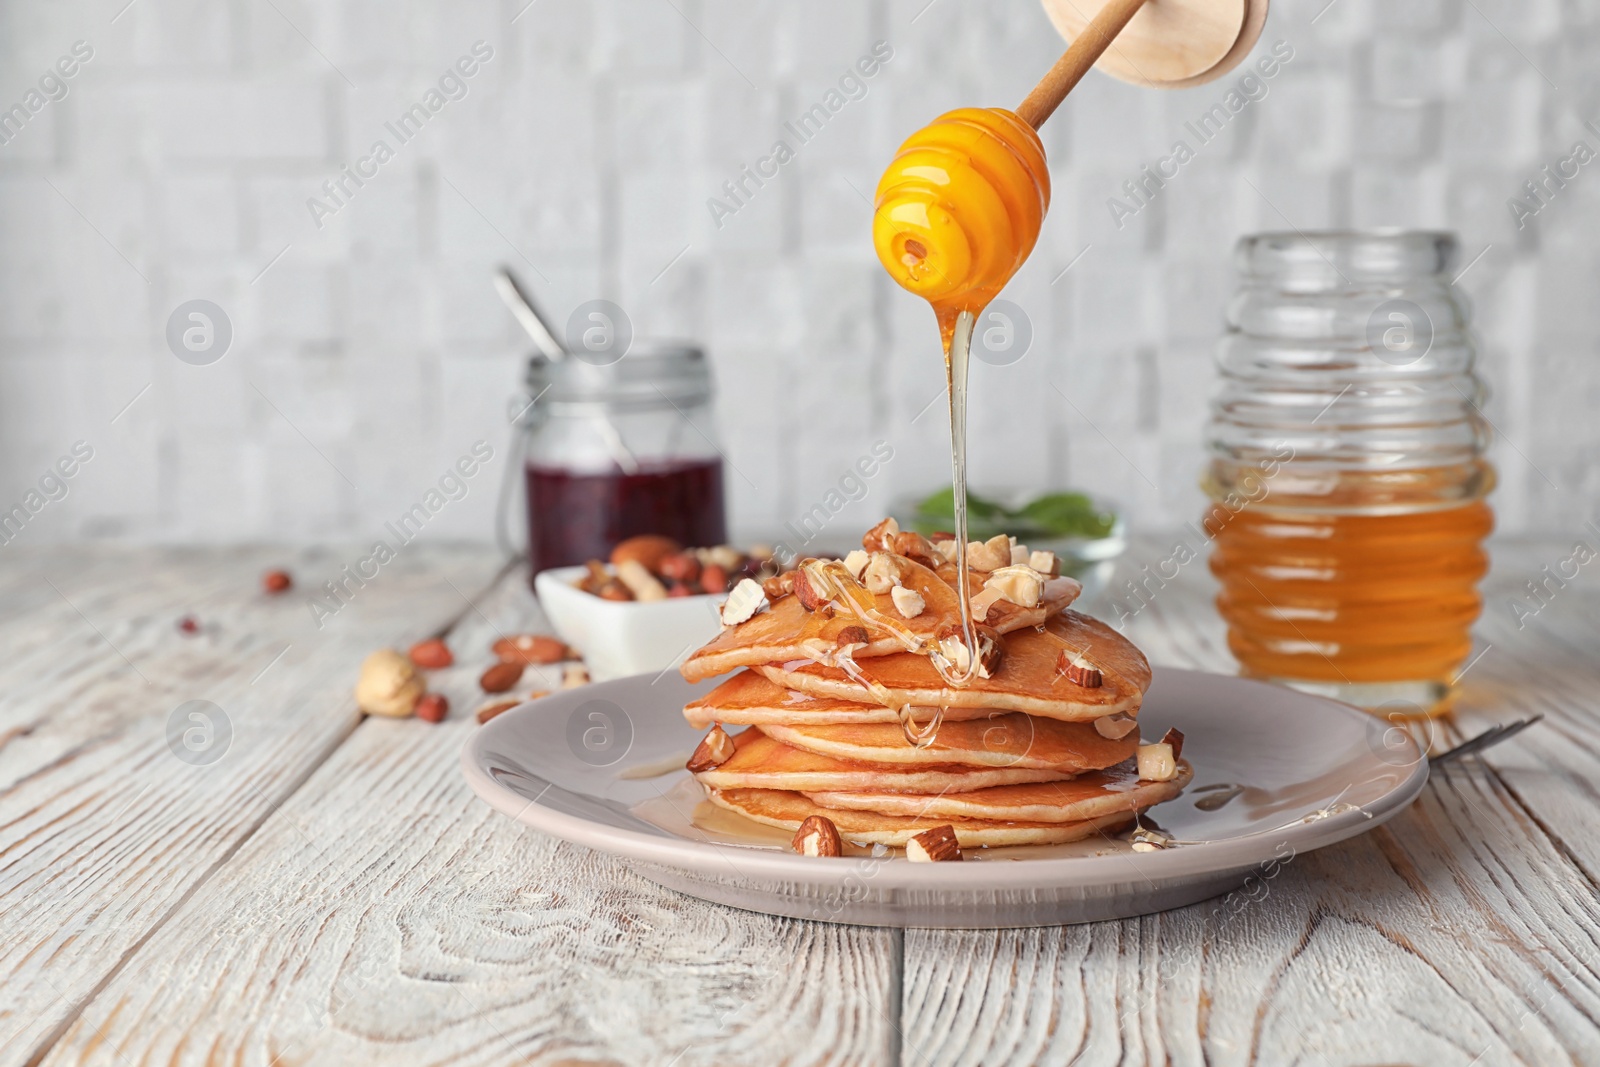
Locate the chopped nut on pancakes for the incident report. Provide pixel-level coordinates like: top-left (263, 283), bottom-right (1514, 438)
top-left (792, 815), bottom-right (843, 857)
top-left (835, 625), bottom-right (871, 652)
top-left (1160, 727), bottom-right (1185, 761)
top-left (862, 552), bottom-right (905, 594)
top-left (795, 567), bottom-right (829, 612)
top-left (891, 585), bottom-right (926, 619)
top-left (721, 578), bottom-right (769, 626)
top-left (1137, 742), bottom-right (1177, 782)
top-left (965, 538), bottom-right (1010, 572)
top-left (986, 565), bottom-right (1045, 608)
top-left (863, 517), bottom-right (900, 552)
top-left (762, 571), bottom-right (797, 600)
top-left (1058, 649), bottom-right (1103, 688)
top-left (1093, 712), bottom-right (1138, 739)
top-left (1029, 550), bottom-right (1061, 578)
top-left (842, 549), bottom-right (871, 580)
top-left (906, 824), bottom-right (962, 862)
top-left (892, 531), bottom-right (941, 569)
top-left (687, 725), bottom-right (737, 772)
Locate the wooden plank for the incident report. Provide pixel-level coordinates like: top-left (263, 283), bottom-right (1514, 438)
top-left (39, 565), bottom-right (901, 1066)
top-left (901, 537), bottom-right (1600, 1065)
top-left (0, 545), bottom-right (502, 1063)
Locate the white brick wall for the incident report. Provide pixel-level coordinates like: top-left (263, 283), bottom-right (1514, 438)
top-left (0, 0), bottom-right (1593, 549)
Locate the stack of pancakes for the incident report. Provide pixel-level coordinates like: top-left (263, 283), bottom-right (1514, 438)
top-left (677, 521), bottom-right (1192, 853)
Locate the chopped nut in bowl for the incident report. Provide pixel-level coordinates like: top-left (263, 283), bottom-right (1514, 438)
top-left (535, 540), bottom-right (789, 682)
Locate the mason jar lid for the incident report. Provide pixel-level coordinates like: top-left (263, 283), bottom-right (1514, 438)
top-left (525, 341), bottom-right (712, 411)
top-left (1235, 230), bottom-right (1458, 290)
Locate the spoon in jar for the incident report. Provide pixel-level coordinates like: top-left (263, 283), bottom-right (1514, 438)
top-left (494, 265), bottom-right (639, 475)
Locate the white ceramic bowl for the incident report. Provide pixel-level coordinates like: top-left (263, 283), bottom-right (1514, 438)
top-left (534, 565), bottom-right (729, 682)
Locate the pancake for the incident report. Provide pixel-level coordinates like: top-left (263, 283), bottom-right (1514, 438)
top-left (755, 610), bottom-right (1151, 722)
top-left (805, 760), bottom-right (1192, 823)
top-left (683, 670), bottom-right (1002, 729)
top-left (690, 728), bottom-right (1076, 793)
top-left (707, 786), bottom-right (1136, 847)
top-left (759, 713), bottom-right (1137, 772)
top-left (681, 556), bottom-right (1081, 683)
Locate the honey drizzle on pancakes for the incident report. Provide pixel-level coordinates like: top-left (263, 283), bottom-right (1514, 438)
top-left (797, 558), bottom-right (973, 747)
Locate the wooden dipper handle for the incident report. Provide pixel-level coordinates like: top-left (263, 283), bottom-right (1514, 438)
top-left (1015, 0), bottom-right (1151, 129)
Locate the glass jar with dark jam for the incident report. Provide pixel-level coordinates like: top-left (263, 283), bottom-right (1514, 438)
top-left (518, 342), bottom-right (727, 575)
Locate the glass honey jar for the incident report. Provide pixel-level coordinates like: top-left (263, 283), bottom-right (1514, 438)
top-left (1204, 231), bottom-right (1495, 715)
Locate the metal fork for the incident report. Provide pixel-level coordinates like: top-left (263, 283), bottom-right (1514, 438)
top-left (1429, 715), bottom-right (1544, 766)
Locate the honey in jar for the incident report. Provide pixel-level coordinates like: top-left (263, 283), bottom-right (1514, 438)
top-left (1204, 232), bottom-right (1495, 714)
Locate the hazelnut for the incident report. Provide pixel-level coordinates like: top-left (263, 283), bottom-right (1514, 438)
top-left (862, 552), bottom-right (905, 595)
top-left (262, 569), bottom-right (292, 594)
top-left (610, 534), bottom-right (681, 575)
top-left (863, 517), bottom-right (900, 552)
top-left (936, 623), bottom-right (1002, 679)
top-left (356, 649), bottom-right (425, 717)
top-left (965, 539), bottom-right (1010, 572)
top-left (700, 564), bottom-right (730, 594)
top-left (841, 549), bottom-right (871, 580)
top-left (836, 625), bottom-right (871, 650)
top-left (1137, 743), bottom-right (1177, 782)
top-left (659, 552), bottom-right (701, 584)
top-left (892, 531), bottom-right (940, 569)
top-left (415, 693), bottom-right (449, 723)
top-left (763, 571), bottom-right (798, 600)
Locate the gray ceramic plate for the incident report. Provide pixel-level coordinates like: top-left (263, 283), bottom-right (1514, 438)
top-left (461, 667), bottom-right (1428, 928)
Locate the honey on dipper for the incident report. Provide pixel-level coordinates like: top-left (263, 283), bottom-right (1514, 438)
top-left (871, 0), bottom-right (1267, 708)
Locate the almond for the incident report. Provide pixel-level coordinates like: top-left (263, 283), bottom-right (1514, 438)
top-left (493, 634), bottom-right (570, 665)
top-left (792, 815), bottom-right (843, 857)
top-left (475, 698), bottom-right (519, 724)
top-left (1160, 727), bottom-right (1185, 762)
top-left (863, 517), bottom-right (900, 552)
top-left (686, 725), bottom-right (737, 772)
top-left (836, 625), bottom-right (871, 650)
top-left (1057, 650), bottom-right (1103, 688)
top-left (415, 693), bottom-right (449, 723)
top-left (936, 623), bottom-right (1003, 679)
top-left (479, 660), bottom-right (525, 693)
top-left (906, 824), bottom-right (962, 862)
top-left (794, 568), bottom-right (828, 612)
top-left (610, 534), bottom-right (681, 575)
top-left (720, 578), bottom-right (768, 626)
top-left (615, 558), bottom-right (669, 602)
top-left (409, 637), bottom-right (455, 669)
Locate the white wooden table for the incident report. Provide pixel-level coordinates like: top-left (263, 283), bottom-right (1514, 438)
top-left (3, 538), bottom-right (1597, 1066)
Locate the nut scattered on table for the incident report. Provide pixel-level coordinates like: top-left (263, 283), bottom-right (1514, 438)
top-left (475, 698), bottom-right (519, 724)
top-left (906, 825), bottom-right (962, 862)
top-left (561, 663), bottom-right (589, 689)
top-left (409, 637), bottom-right (454, 669)
top-left (414, 693), bottom-right (449, 723)
top-left (262, 569), bottom-right (292, 594)
top-left (792, 815), bottom-right (843, 858)
top-left (479, 660), bottom-right (525, 693)
top-left (493, 634), bottom-right (570, 665)
top-left (686, 725), bottom-right (736, 772)
top-left (356, 648), bottom-right (425, 717)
